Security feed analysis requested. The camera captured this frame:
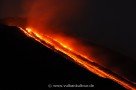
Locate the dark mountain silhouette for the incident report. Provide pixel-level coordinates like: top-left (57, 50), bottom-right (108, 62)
top-left (0, 24), bottom-right (126, 90)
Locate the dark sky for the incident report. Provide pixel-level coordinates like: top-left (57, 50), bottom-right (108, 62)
top-left (0, 0), bottom-right (24, 18)
top-left (0, 0), bottom-right (136, 61)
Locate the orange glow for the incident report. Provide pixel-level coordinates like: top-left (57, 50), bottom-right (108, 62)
top-left (18, 27), bottom-right (136, 90)
top-left (26, 28), bottom-right (32, 33)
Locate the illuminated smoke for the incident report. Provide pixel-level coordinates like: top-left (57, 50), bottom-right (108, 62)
top-left (25, 0), bottom-right (85, 33)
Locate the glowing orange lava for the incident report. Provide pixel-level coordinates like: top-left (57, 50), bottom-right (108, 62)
top-left (19, 27), bottom-right (136, 90)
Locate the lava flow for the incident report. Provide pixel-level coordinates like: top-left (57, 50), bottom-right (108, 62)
top-left (18, 27), bottom-right (135, 90)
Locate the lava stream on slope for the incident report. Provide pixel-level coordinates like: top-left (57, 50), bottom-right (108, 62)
top-left (17, 27), bottom-right (136, 90)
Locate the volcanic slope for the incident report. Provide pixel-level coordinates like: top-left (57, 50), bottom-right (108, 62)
top-left (0, 24), bottom-right (125, 90)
